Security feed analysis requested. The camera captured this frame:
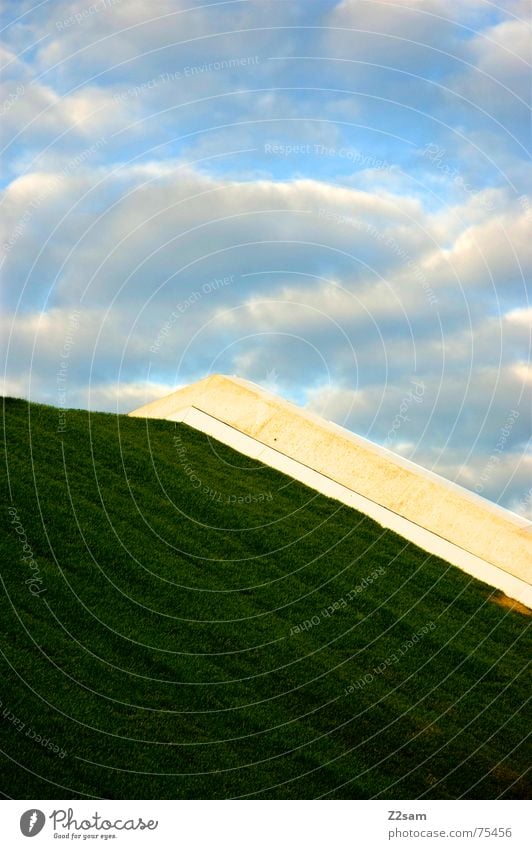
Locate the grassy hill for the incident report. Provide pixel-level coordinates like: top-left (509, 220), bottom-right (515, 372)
top-left (1, 396), bottom-right (530, 799)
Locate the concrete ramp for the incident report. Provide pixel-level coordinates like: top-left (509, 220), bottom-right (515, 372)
top-left (130, 374), bottom-right (532, 607)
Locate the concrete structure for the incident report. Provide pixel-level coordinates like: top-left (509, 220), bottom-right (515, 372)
top-left (130, 374), bottom-right (532, 607)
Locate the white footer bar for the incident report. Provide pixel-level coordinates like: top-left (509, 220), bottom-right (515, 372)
top-left (2, 799), bottom-right (530, 848)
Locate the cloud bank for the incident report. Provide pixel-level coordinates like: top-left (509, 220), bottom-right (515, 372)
top-left (1, 0), bottom-right (530, 516)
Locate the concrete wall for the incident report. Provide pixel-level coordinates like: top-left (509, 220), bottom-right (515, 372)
top-left (130, 374), bottom-right (532, 595)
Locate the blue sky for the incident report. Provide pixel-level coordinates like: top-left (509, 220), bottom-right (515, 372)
top-left (1, 0), bottom-right (531, 516)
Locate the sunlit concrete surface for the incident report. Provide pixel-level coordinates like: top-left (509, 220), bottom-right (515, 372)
top-left (130, 375), bottom-right (532, 607)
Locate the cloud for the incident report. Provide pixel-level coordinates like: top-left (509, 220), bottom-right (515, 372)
top-left (30, 0), bottom-right (297, 88)
top-left (0, 73), bottom-right (131, 143)
top-left (3, 161), bottom-right (529, 508)
top-left (1, 0), bottom-right (530, 517)
top-left (448, 16), bottom-right (531, 148)
top-left (506, 306), bottom-right (532, 327)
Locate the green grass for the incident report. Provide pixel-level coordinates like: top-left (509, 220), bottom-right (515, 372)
top-left (1, 396), bottom-right (530, 799)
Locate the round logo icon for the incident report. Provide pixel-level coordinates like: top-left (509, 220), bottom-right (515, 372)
top-left (20, 810), bottom-right (46, 837)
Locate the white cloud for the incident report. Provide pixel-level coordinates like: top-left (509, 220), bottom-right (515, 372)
top-left (460, 17), bottom-right (531, 101)
top-left (505, 307), bottom-right (532, 326)
top-left (86, 379), bottom-right (177, 412)
top-left (1, 0), bottom-right (530, 517)
top-left (0, 78), bottom-right (132, 181)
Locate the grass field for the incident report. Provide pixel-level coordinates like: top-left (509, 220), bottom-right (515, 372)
top-left (1, 396), bottom-right (530, 799)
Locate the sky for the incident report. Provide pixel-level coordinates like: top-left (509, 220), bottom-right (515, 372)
top-left (1, 0), bottom-right (531, 517)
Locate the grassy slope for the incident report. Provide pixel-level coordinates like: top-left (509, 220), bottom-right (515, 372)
top-left (1, 396), bottom-right (530, 800)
